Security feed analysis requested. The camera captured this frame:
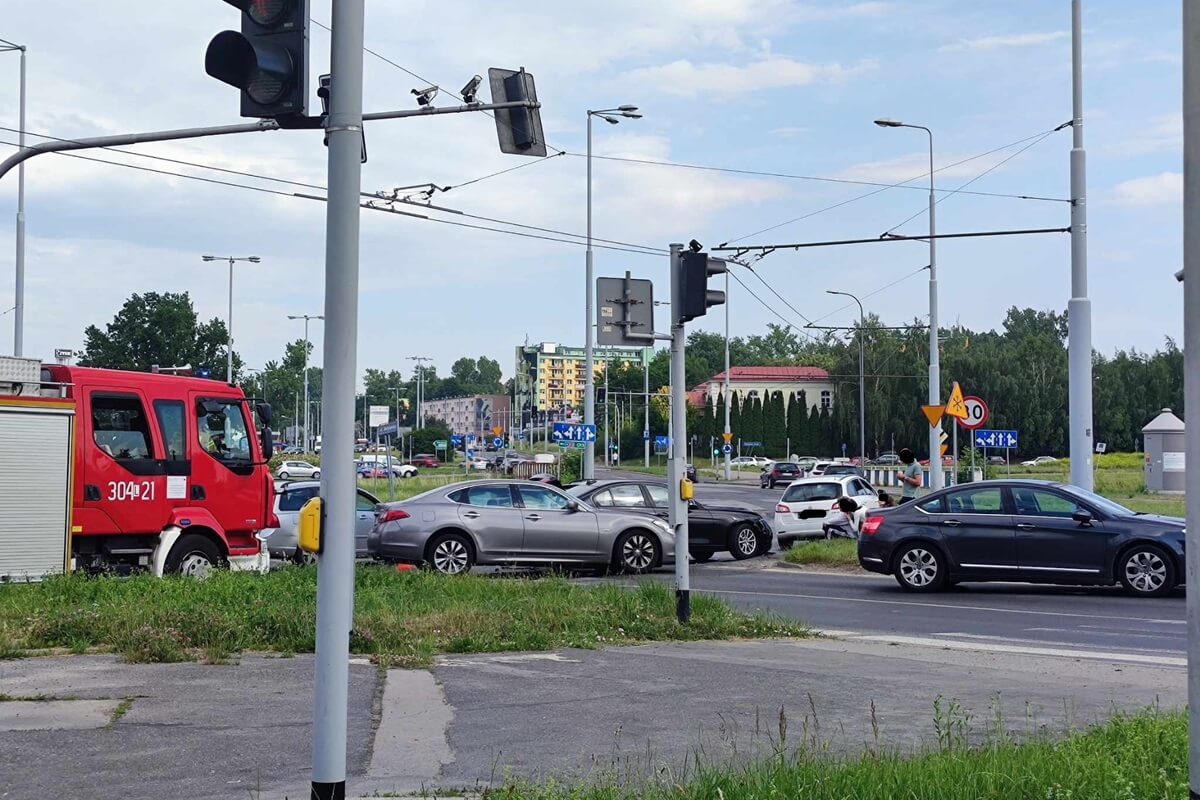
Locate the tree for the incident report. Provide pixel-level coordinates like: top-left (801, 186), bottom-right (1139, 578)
top-left (79, 291), bottom-right (241, 378)
top-left (786, 392), bottom-right (802, 456)
top-left (730, 392), bottom-right (742, 444)
top-left (765, 391), bottom-right (787, 456)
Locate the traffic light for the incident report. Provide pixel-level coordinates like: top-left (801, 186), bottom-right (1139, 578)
top-left (678, 250), bottom-right (727, 323)
top-left (206, 0), bottom-right (309, 120)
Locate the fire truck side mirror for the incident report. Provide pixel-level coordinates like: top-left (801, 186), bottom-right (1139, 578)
top-left (298, 497), bottom-right (323, 555)
top-left (261, 427), bottom-right (275, 460)
top-left (255, 402), bottom-right (274, 426)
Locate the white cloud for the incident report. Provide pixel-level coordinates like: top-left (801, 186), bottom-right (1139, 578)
top-left (1107, 112), bottom-right (1182, 157)
top-left (940, 31), bottom-right (1069, 53)
top-left (623, 57), bottom-right (876, 98)
top-left (835, 153), bottom-right (991, 185)
top-left (1111, 172), bottom-right (1182, 207)
top-left (768, 127), bottom-right (809, 138)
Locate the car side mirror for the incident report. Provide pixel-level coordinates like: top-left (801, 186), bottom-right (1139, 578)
top-left (261, 427), bottom-right (275, 461)
top-left (1072, 510), bottom-right (1093, 526)
top-left (566, 499), bottom-right (580, 513)
top-left (255, 402), bottom-right (273, 426)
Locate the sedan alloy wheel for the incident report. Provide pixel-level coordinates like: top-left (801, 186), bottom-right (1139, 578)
top-left (429, 534), bottom-right (473, 575)
top-left (1118, 546), bottom-right (1175, 597)
top-left (894, 544), bottom-right (945, 592)
top-left (618, 531), bottom-right (659, 574)
top-left (730, 525), bottom-right (759, 560)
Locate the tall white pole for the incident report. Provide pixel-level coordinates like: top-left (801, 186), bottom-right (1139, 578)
top-left (12, 45), bottom-right (25, 356)
top-left (226, 257), bottom-right (234, 383)
top-left (584, 113), bottom-right (596, 480)
top-left (1068, 0), bottom-right (1094, 491)
top-left (302, 317), bottom-right (310, 451)
top-left (1181, 4), bottom-right (1200, 795)
top-left (310, 1), bottom-right (365, 797)
top-left (643, 355), bottom-right (650, 467)
top-left (925, 128), bottom-right (942, 491)
top-left (668, 243), bottom-right (690, 623)
top-left (723, 268), bottom-right (732, 480)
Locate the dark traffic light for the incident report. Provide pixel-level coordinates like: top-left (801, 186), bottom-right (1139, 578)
top-left (206, 0), bottom-right (309, 120)
top-left (678, 250), bottom-right (727, 323)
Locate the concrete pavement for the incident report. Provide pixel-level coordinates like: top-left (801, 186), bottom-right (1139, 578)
top-left (0, 633), bottom-right (1184, 799)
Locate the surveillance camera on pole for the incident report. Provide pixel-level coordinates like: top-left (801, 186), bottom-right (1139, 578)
top-left (411, 85), bottom-right (439, 106)
top-left (206, 0), bottom-right (309, 120)
top-left (461, 75), bottom-right (483, 105)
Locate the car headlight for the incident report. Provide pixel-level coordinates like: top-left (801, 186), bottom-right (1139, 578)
top-left (651, 518), bottom-right (672, 534)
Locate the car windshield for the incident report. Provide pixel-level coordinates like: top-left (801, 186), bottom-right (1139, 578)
top-left (1064, 486), bottom-right (1135, 517)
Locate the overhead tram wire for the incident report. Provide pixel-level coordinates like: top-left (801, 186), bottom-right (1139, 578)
top-left (0, 138), bottom-right (662, 258)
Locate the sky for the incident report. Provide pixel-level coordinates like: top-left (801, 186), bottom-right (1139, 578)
top-left (0, 1), bottom-right (1183, 386)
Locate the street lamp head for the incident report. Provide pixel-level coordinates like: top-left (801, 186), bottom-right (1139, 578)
top-left (248, 256), bottom-right (261, 263)
top-left (617, 104), bottom-right (638, 112)
top-left (599, 114), bottom-right (620, 125)
top-left (874, 118), bottom-right (903, 128)
top-left (622, 112), bottom-right (643, 119)
top-left (201, 255), bottom-right (218, 262)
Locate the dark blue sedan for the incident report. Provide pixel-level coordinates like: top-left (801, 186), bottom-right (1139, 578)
top-left (858, 480), bottom-right (1185, 598)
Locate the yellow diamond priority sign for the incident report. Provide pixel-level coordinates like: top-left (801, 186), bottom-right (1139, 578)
top-left (722, 432), bottom-right (733, 443)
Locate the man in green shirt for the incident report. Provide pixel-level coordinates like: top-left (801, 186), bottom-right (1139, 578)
top-left (898, 447), bottom-right (922, 503)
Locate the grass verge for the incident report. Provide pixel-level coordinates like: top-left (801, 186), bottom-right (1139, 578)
top-left (0, 568), bottom-right (805, 666)
top-left (489, 709), bottom-right (1185, 800)
top-left (781, 539), bottom-right (859, 569)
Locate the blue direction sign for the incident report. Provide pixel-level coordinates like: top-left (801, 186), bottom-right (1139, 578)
top-left (493, 437), bottom-right (504, 449)
top-left (466, 448), bottom-right (476, 460)
top-left (517, 431), bottom-right (525, 441)
top-left (654, 435), bottom-right (669, 447)
top-left (974, 429), bottom-right (1019, 449)
top-left (722, 443), bottom-right (733, 455)
top-left (552, 422), bottom-right (598, 443)
top-left (466, 433), bottom-right (476, 444)
top-left (450, 434), bottom-right (463, 447)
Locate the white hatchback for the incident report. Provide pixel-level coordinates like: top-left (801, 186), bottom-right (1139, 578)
top-left (276, 460), bottom-right (319, 480)
top-left (773, 475), bottom-right (880, 551)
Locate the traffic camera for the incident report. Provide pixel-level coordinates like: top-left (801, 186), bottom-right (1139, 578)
top-left (206, 0), bottom-right (309, 120)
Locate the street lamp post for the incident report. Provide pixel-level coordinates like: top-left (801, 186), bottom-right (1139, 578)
top-left (585, 104), bottom-right (642, 480)
top-left (827, 290), bottom-right (866, 466)
top-left (203, 255), bottom-right (260, 382)
top-left (723, 269), bottom-right (732, 480)
top-left (0, 39), bottom-right (25, 356)
top-left (408, 356), bottom-right (432, 430)
top-left (874, 118), bottom-right (941, 490)
top-left (288, 314), bottom-right (324, 452)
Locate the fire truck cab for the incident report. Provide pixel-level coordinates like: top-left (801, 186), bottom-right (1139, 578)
top-left (41, 364), bottom-right (278, 576)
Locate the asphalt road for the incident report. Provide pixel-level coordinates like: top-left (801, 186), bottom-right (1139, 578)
top-left (598, 467), bottom-right (1187, 662)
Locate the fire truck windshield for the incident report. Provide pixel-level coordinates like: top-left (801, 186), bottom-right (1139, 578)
top-left (197, 399), bottom-right (253, 464)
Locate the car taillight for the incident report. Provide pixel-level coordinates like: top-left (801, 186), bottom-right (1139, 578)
top-left (775, 504), bottom-right (790, 514)
top-left (379, 508), bottom-right (410, 524)
top-left (831, 500), bottom-right (841, 510)
top-left (862, 516), bottom-right (884, 536)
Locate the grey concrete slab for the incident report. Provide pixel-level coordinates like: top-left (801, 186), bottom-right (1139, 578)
top-left (0, 699), bottom-right (119, 731)
top-left (432, 638), bottom-right (1185, 788)
top-left (0, 654), bottom-right (378, 800)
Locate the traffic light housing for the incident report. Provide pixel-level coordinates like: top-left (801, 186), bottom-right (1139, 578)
top-left (678, 251), bottom-right (727, 323)
top-left (206, 0), bottom-right (309, 120)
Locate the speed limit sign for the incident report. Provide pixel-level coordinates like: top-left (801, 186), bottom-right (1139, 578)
top-left (958, 396), bottom-right (989, 430)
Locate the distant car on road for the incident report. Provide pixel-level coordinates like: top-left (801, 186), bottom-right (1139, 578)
top-left (820, 464), bottom-right (866, 478)
top-left (1021, 456), bottom-right (1059, 467)
top-left (686, 463), bottom-right (698, 483)
top-left (858, 479), bottom-right (1184, 597)
top-left (773, 475), bottom-right (880, 551)
top-left (871, 453), bottom-right (901, 466)
top-left (567, 479), bottom-right (771, 561)
top-left (761, 462), bottom-right (803, 489)
top-left (987, 455), bottom-right (1008, 466)
top-left (276, 460), bottom-right (319, 480)
top-left (731, 456), bottom-right (770, 470)
top-left (357, 464), bottom-right (392, 479)
top-left (411, 454), bottom-right (441, 468)
top-left (528, 472), bottom-right (562, 488)
top-left (264, 481), bottom-right (379, 564)
top-left (368, 480), bottom-right (676, 575)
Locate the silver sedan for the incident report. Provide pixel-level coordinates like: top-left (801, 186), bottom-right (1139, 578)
top-left (367, 480), bottom-right (676, 575)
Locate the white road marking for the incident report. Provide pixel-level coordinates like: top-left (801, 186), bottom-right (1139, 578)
top-left (1025, 626), bottom-right (1187, 640)
top-left (438, 653), bottom-right (582, 667)
top-left (705, 588), bottom-right (1184, 625)
top-left (827, 632), bottom-right (1186, 668)
top-left (935, 631), bottom-right (1184, 655)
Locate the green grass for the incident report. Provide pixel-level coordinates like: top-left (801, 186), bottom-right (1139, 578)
top-left (488, 709), bottom-right (1186, 800)
top-left (0, 568), bottom-right (805, 667)
top-left (356, 472), bottom-right (488, 502)
top-left (782, 539), bottom-right (858, 568)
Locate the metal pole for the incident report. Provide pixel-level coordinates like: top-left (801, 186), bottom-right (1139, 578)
top-left (310, 1), bottom-right (365, 797)
top-left (303, 318), bottom-right (310, 451)
top-left (13, 45), bottom-right (25, 356)
top-left (1182, 5), bottom-right (1200, 795)
top-left (925, 127), bottom-right (942, 491)
top-left (604, 352), bottom-right (610, 467)
top-left (584, 113), bottom-right (596, 480)
top-left (1068, 0), bottom-right (1094, 491)
top-left (723, 268), bottom-right (732, 480)
top-left (226, 258), bottom-right (234, 382)
top-left (643, 357), bottom-right (650, 467)
top-left (668, 243), bottom-right (690, 624)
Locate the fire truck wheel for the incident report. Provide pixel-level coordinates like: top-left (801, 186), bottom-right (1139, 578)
top-left (165, 534), bottom-right (223, 579)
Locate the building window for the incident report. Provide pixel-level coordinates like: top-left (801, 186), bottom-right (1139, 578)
top-left (820, 390), bottom-right (832, 410)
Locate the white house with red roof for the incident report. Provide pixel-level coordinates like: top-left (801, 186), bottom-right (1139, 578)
top-left (688, 366), bottom-right (834, 411)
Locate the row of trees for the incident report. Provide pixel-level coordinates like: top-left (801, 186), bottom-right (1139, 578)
top-left (77, 292), bottom-right (1183, 457)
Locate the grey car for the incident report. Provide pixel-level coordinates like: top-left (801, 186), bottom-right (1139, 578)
top-left (367, 480), bottom-right (676, 575)
top-left (264, 481), bottom-right (380, 563)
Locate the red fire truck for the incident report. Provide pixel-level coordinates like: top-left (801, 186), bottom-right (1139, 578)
top-left (1, 359), bottom-right (277, 578)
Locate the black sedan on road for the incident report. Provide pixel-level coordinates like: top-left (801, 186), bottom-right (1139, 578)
top-left (567, 479), bottom-right (771, 561)
top-left (858, 479), bottom-right (1185, 597)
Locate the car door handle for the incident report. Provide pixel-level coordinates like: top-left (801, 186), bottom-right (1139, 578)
top-left (1016, 523), bottom-right (1036, 530)
top-left (525, 514), bottom-right (542, 521)
top-left (463, 511), bottom-right (480, 519)
top-left (942, 519), bottom-right (961, 527)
